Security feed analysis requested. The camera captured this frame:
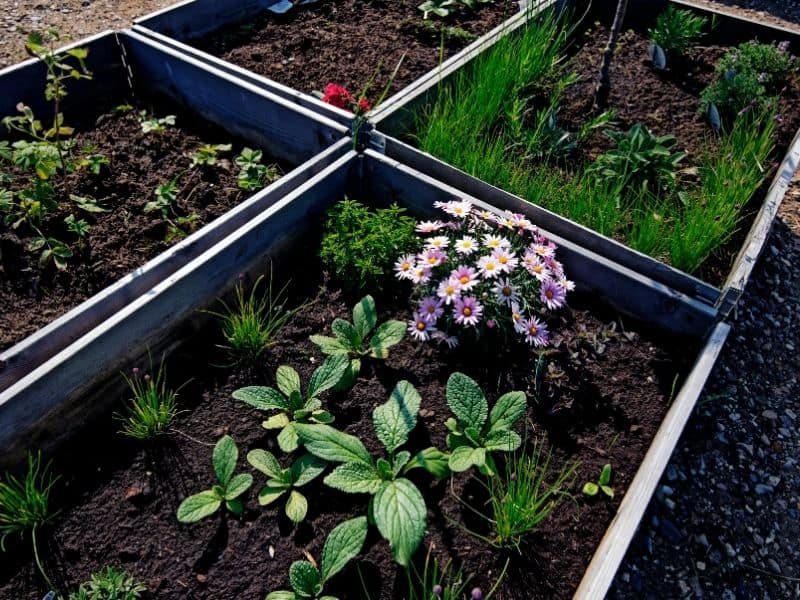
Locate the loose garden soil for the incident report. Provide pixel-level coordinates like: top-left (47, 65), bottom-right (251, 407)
top-left (192, 0), bottom-right (520, 99)
top-left (0, 95), bottom-right (286, 351)
top-left (0, 257), bottom-right (696, 599)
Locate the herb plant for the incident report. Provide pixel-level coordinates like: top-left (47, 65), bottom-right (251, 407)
top-left (582, 463), bottom-right (614, 498)
top-left (319, 198), bottom-right (417, 292)
top-left (116, 361), bottom-right (180, 440)
top-left (296, 381), bottom-right (446, 565)
top-left (266, 516), bottom-right (368, 600)
top-left (648, 6), bottom-right (707, 63)
top-left (232, 355), bottom-right (349, 453)
top-left (247, 450), bottom-right (326, 523)
top-left (68, 566), bottom-right (146, 600)
top-left (444, 373), bottom-right (526, 476)
top-left (176, 435), bottom-right (253, 522)
top-left (310, 295), bottom-right (405, 385)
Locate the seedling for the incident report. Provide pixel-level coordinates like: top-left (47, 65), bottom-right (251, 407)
top-left (310, 295), bottom-right (405, 386)
top-left (247, 450), bottom-right (326, 523)
top-left (64, 214), bottom-right (90, 238)
top-left (116, 361), bottom-right (181, 441)
top-left (405, 546), bottom-right (471, 600)
top-left (418, 0), bottom-right (458, 19)
top-left (444, 373), bottom-right (527, 476)
top-left (267, 516), bottom-right (367, 600)
top-left (71, 193), bottom-right (108, 214)
top-left (234, 147), bottom-right (278, 191)
top-left (164, 213), bottom-right (201, 243)
top-left (27, 230), bottom-right (72, 270)
top-left (138, 111), bottom-right (176, 134)
top-left (232, 354), bottom-right (349, 453)
top-left (68, 566), bottom-right (146, 600)
top-left (297, 381), bottom-right (447, 565)
top-left (582, 463), bottom-right (614, 498)
top-left (176, 435), bottom-right (253, 522)
top-left (190, 143), bottom-right (232, 167)
top-left (76, 153), bottom-right (109, 175)
top-left (144, 179), bottom-right (179, 218)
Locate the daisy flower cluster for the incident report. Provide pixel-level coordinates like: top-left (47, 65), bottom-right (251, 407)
top-left (395, 200), bottom-right (573, 348)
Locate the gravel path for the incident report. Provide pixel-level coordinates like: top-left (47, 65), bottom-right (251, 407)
top-left (0, 1), bottom-right (799, 598)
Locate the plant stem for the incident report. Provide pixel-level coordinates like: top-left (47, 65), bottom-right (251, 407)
top-left (31, 524), bottom-right (58, 595)
top-left (594, 0), bottom-right (629, 109)
top-left (486, 557), bottom-right (510, 599)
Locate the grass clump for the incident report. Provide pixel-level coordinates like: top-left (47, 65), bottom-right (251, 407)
top-left (116, 358), bottom-right (180, 440)
top-left (649, 5), bottom-right (707, 59)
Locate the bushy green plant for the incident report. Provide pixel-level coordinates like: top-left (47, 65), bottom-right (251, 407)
top-left (115, 360), bottom-right (180, 440)
top-left (176, 435), bottom-right (253, 522)
top-left (319, 199), bottom-right (417, 292)
top-left (267, 516), bottom-right (367, 600)
top-left (232, 355), bottom-right (349, 453)
top-left (582, 463), bottom-right (614, 498)
top-left (648, 6), bottom-right (707, 60)
top-left (296, 381), bottom-right (448, 565)
top-left (247, 450), bottom-right (326, 523)
top-left (68, 566), bottom-right (146, 600)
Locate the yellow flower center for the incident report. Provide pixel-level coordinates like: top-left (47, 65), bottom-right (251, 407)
top-left (463, 307), bottom-right (472, 317)
top-left (529, 325), bottom-right (538, 335)
top-left (459, 276), bottom-right (469, 285)
top-left (499, 256), bottom-right (508, 264)
top-left (416, 322), bottom-right (426, 331)
top-left (446, 286), bottom-right (455, 295)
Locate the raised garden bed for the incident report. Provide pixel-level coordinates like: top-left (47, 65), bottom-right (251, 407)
top-left (371, 0), bottom-right (800, 317)
top-left (0, 29), bottom-right (350, 390)
top-left (0, 151), bottom-right (729, 599)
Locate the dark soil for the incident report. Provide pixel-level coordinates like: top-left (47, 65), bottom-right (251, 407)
top-left (192, 0), bottom-right (520, 100)
top-left (0, 97), bottom-right (284, 351)
top-left (0, 268), bottom-right (695, 600)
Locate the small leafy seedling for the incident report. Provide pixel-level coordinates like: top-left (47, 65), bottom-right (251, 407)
top-left (176, 435), bottom-right (253, 522)
top-left (234, 147), bottom-right (278, 191)
top-left (297, 381), bottom-right (448, 565)
top-left (138, 111), bottom-right (176, 134)
top-left (71, 193), bottom-right (109, 214)
top-left (145, 179), bottom-right (179, 219)
top-left (68, 566), bottom-right (146, 600)
top-left (190, 143), bottom-right (232, 167)
top-left (310, 295), bottom-right (405, 386)
top-left (232, 354), bottom-right (349, 453)
top-left (582, 463), bottom-right (614, 498)
top-left (27, 230), bottom-right (72, 270)
top-left (247, 450), bottom-right (326, 523)
top-left (267, 516), bottom-right (367, 600)
top-left (116, 361), bottom-right (181, 440)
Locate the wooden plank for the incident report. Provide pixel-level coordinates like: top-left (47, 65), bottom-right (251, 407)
top-left (573, 322), bottom-right (731, 600)
top-left (362, 150), bottom-right (720, 337)
top-left (380, 137), bottom-right (722, 306)
top-left (0, 151), bottom-right (359, 467)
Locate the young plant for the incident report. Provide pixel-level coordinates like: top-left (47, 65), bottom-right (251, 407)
top-left (405, 546), bottom-right (471, 600)
top-left (64, 215), bottom-right (90, 239)
top-left (176, 435), bottom-right (253, 522)
top-left (68, 566), bottom-right (146, 600)
top-left (190, 143), bottom-right (232, 167)
top-left (582, 463), bottom-right (614, 498)
top-left (71, 193), bottom-right (109, 214)
top-left (234, 147), bottom-right (279, 191)
top-left (76, 153), bottom-right (110, 175)
top-left (418, 0), bottom-right (458, 19)
top-left (0, 453), bottom-right (59, 591)
top-left (319, 198), bottom-right (417, 292)
top-left (444, 373), bottom-right (526, 476)
top-left (296, 381), bottom-right (448, 565)
top-left (28, 229), bottom-right (72, 270)
top-left (648, 5), bottom-right (707, 65)
top-left (115, 361), bottom-right (180, 440)
top-left (247, 450), bottom-right (326, 523)
top-left (310, 295), bottom-right (405, 384)
top-left (138, 111), bottom-right (176, 134)
top-left (266, 516), bottom-right (368, 600)
top-left (232, 354), bottom-right (349, 453)
top-left (144, 179), bottom-right (179, 218)
top-left (164, 213), bottom-right (201, 243)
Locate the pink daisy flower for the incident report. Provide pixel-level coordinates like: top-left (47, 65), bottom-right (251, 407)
top-left (544, 256), bottom-right (564, 279)
top-left (491, 248), bottom-right (518, 273)
top-left (450, 265), bottom-right (479, 291)
top-left (432, 331), bottom-right (459, 349)
top-left (558, 277), bottom-right (576, 292)
top-left (437, 278), bottom-right (462, 305)
top-left (523, 253), bottom-right (551, 282)
top-left (493, 279), bottom-right (519, 306)
top-left (483, 234), bottom-right (510, 250)
top-left (531, 241), bottom-right (556, 258)
top-left (477, 254), bottom-right (502, 279)
top-left (453, 296), bottom-right (483, 327)
top-left (510, 302), bottom-right (526, 333)
top-left (540, 280), bottom-right (566, 310)
top-left (454, 236), bottom-right (478, 255)
top-left (408, 312), bottom-right (437, 342)
top-left (426, 235), bottom-right (450, 250)
top-left (409, 266), bottom-right (432, 284)
top-left (521, 316), bottom-right (549, 347)
top-left (394, 254), bottom-right (416, 280)
top-left (441, 200), bottom-right (472, 219)
top-left (419, 248), bottom-right (446, 268)
top-left (418, 296), bottom-right (444, 323)
top-left (416, 220), bottom-right (445, 233)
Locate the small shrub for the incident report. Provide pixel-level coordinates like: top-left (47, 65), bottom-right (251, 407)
top-left (116, 360), bottom-right (180, 440)
top-left (319, 198), bottom-right (417, 292)
top-left (69, 566), bottom-right (146, 600)
top-left (648, 6), bottom-right (707, 59)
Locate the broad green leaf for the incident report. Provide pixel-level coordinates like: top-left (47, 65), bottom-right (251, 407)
top-left (324, 463), bottom-right (382, 494)
top-left (331, 318), bottom-right (361, 350)
top-left (296, 424), bottom-right (372, 466)
top-left (307, 354), bottom-right (349, 399)
top-left (484, 430), bottom-right (522, 452)
top-left (233, 386), bottom-right (288, 411)
top-left (177, 490), bottom-right (221, 523)
top-left (287, 390), bottom-right (305, 411)
top-left (404, 447), bottom-right (450, 479)
top-left (285, 490), bottom-right (308, 523)
top-left (369, 320), bottom-right (406, 359)
top-left (291, 453), bottom-right (327, 486)
top-left (224, 473), bottom-right (253, 500)
top-left (582, 482), bottom-right (599, 496)
top-left (448, 446), bottom-right (485, 473)
top-left (310, 335), bottom-right (350, 356)
top-left (248, 449), bottom-right (283, 479)
top-left (213, 435), bottom-right (238, 486)
top-left (276, 365), bottom-right (302, 397)
top-left (376, 458), bottom-right (394, 480)
top-left (333, 358), bottom-right (359, 392)
top-left (289, 561), bottom-right (322, 597)
top-left (599, 464), bottom-right (612, 486)
top-left (66, 47), bottom-right (88, 59)
top-left (372, 479), bottom-right (427, 566)
top-left (352, 295), bottom-right (377, 340)
top-left (277, 422), bottom-right (300, 454)
top-left (225, 498), bottom-right (244, 516)
top-left (263, 413), bottom-right (291, 430)
top-left (392, 451), bottom-right (411, 476)
top-left (372, 381), bottom-right (422, 453)
top-left (266, 592), bottom-right (296, 600)
top-left (311, 410), bottom-right (335, 424)
top-left (487, 391), bottom-right (527, 435)
top-left (258, 484), bottom-right (288, 506)
top-left (446, 373), bottom-right (488, 430)
top-left (320, 516), bottom-right (368, 582)
top-left (601, 485), bottom-right (615, 498)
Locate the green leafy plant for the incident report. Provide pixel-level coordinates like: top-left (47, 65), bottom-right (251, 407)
top-left (1, 180), bottom-right (55, 229)
top-left (319, 198), bottom-right (417, 292)
top-left (76, 153), bottom-right (109, 175)
top-left (27, 229), bottom-right (72, 270)
top-left (164, 213), bottom-right (201, 243)
top-left (234, 147), bottom-right (279, 191)
top-left (444, 373), bottom-right (526, 476)
top-left (297, 381), bottom-right (447, 565)
top-left (64, 214), bottom-right (90, 238)
top-left (582, 463), bottom-right (614, 498)
top-left (190, 143), bottom-right (232, 167)
top-left (310, 295), bottom-right (405, 385)
top-left (176, 435), bottom-right (253, 522)
top-left (232, 354), bottom-right (349, 453)
top-left (418, 0), bottom-right (458, 19)
top-left (648, 6), bottom-right (707, 62)
top-left (0, 453), bottom-right (59, 591)
top-left (71, 193), bottom-right (108, 214)
top-left (115, 360), bottom-right (181, 440)
top-left (144, 179), bottom-right (179, 218)
top-left (138, 111), bottom-right (176, 134)
top-left (247, 450), bottom-right (326, 523)
top-left (68, 566), bottom-right (146, 600)
top-left (266, 516), bottom-right (368, 600)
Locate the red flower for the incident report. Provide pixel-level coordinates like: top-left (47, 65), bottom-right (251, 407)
top-left (356, 98), bottom-right (372, 114)
top-left (321, 83), bottom-right (353, 110)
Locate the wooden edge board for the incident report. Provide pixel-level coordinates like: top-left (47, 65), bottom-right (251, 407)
top-left (573, 321), bottom-right (731, 600)
top-left (0, 138), bottom-right (353, 390)
top-left (671, 0), bottom-right (800, 36)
